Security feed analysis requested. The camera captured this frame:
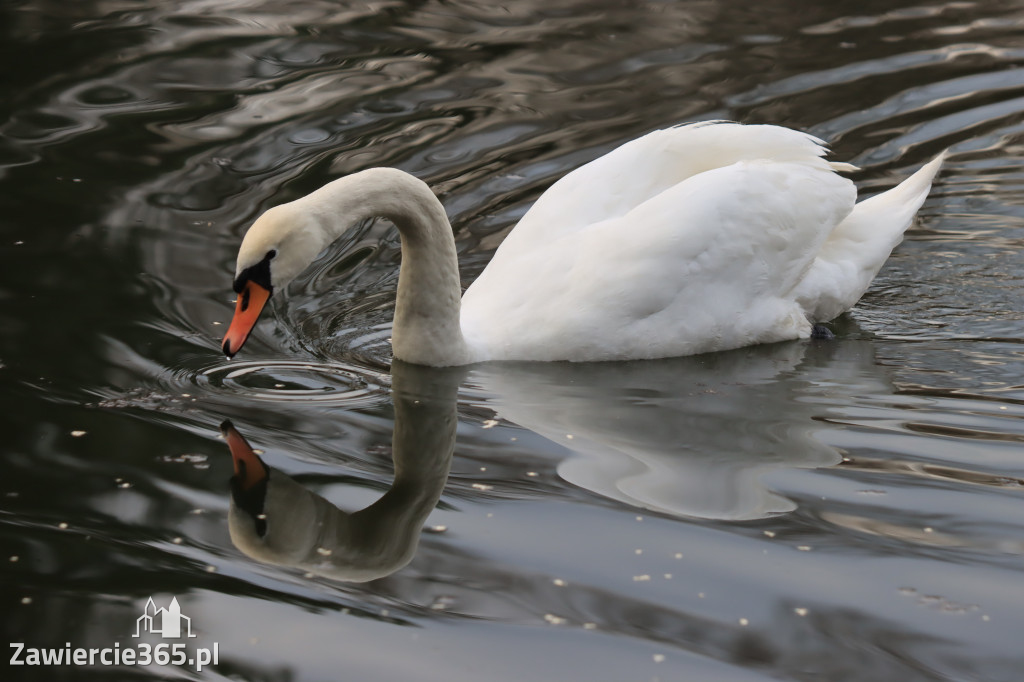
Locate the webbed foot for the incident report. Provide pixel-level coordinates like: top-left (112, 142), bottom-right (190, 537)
top-left (810, 323), bottom-right (835, 340)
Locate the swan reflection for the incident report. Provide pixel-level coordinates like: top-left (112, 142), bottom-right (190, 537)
top-left (221, 334), bottom-right (884, 576)
top-left (221, 361), bottom-right (461, 582)
top-left (473, 336), bottom-right (884, 520)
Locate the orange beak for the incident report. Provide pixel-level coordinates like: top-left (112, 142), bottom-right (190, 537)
top-left (220, 420), bottom-right (268, 491)
top-left (221, 281), bottom-right (271, 359)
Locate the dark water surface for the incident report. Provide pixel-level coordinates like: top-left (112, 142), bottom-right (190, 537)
top-left (3, 1), bottom-right (1024, 680)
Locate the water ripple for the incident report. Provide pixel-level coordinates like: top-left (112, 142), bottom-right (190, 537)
top-left (196, 359), bottom-right (388, 407)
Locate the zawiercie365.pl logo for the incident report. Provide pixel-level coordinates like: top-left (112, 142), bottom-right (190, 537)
top-left (10, 596), bottom-right (219, 672)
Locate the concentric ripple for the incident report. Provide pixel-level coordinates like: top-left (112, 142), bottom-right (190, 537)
top-left (197, 359), bottom-right (389, 407)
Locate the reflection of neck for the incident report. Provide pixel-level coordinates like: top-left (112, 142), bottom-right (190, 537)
top-left (228, 360), bottom-right (465, 582)
top-left (344, 361), bottom-right (463, 559)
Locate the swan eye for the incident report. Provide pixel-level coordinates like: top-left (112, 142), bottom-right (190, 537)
top-left (233, 251), bottom-right (276, 294)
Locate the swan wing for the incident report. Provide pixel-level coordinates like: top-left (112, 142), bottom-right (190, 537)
top-left (462, 157), bottom-right (856, 362)
top-left (497, 121), bottom-right (847, 255)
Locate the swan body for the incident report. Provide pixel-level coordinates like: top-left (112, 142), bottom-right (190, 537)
top-left (222, 121), bottom-right (944, 366)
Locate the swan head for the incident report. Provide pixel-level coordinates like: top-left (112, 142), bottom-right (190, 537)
top-left (222, 203), bottom-right (328, 358)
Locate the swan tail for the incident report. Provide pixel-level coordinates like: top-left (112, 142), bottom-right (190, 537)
top-left (795, 151), bottom-right (946, 321)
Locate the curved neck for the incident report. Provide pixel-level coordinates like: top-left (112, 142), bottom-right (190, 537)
top-left (302, 168), bottom-right (472, 366)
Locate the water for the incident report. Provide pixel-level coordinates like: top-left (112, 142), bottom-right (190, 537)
top-left (2, 1), bottom-right (1024, 680)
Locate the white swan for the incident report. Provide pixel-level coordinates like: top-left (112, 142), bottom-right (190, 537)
top-left (222, 121), bottom-right (944, 366)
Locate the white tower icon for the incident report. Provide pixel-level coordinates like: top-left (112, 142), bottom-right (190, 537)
top-left (161, 597), bottom-right (183, 638)
top-left (134, 596), bottom-right (196, 638)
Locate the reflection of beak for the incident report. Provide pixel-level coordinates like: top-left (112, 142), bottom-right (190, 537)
top-left (221, 281), bottom-right (271, 359)
top-left (220, 420), bottom-right (268, 491)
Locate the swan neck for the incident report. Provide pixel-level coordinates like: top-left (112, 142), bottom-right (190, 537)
top-left (310, 169), bottom-right (472, 366)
